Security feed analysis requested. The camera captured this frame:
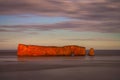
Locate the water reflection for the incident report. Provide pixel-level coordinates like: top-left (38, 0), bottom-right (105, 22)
top-left (17, 56), bottom-right (96, 62)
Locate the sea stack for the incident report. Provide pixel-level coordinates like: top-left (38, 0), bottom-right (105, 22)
top-left (88, 48), bottom-right (95, 56)
top-left (17, 44), bottom-right (86, 56)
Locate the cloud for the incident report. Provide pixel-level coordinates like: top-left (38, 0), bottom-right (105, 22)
top-left (0, 0), bottom-right (120, 33)
top-left (0, 29), bottom-right (9, 32)
top-left (0, 39), bottom-right (8, 42)
top-left (0, 27), bottom-right (27, 32)
top-left (63, 38), bottom-right (120, 41)
top-left (0, 20), bottom-right (120, 33)
top-left (0, 0), bottom-right (120, 20)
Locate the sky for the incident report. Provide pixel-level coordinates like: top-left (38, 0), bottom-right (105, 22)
top-left (0, 0), bottom-right (120, 50)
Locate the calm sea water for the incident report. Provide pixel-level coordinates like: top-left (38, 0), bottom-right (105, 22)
top-left (0, 50), bottom-right (120, 80)
top-left (0, 50), bottom-right (120, 61)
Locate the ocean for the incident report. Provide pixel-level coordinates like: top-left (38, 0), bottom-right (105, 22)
top-left (0, 50), bottom-right (120, 80)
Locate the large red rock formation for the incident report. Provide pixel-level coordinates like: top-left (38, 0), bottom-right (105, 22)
top-left (17, 44), bottom-right (86, 56)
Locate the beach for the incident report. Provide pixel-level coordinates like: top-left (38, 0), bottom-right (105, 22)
top-left (0, 50), bottom-right (120, 80)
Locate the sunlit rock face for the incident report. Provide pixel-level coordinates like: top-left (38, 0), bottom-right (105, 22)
top-left (17, 44), bottom-right (86, 56)
top-left (88, 48), bottom-right (95, 56)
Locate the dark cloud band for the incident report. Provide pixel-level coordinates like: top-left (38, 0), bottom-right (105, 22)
top-left (0, 20), bottom-right (120, 33)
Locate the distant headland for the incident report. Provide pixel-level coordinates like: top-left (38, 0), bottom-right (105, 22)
top-left (17, 44), bottom-right (94, 56)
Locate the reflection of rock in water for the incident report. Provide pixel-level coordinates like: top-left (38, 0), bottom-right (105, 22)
top-left (17, 44), bottom-right (86, 56)
top-left (71, 53), bottom-right (75, 57)
top-left (88, 48), bottom-right (95, 56)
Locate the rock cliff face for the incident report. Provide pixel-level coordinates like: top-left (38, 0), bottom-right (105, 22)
top-left (17, 44), bottom-right (86, 56)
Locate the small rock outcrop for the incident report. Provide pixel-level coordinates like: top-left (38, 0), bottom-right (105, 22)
top-left (88, 48), bottom-right (95, 56)
top-left (17, 44), bottom-right (86, 56)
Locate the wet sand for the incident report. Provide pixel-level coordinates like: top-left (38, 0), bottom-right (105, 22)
top-left (0, 56), bottom-right (120, 80)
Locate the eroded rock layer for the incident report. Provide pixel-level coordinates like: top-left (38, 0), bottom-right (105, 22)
top-left (17, 44), bottom-right (86, 56)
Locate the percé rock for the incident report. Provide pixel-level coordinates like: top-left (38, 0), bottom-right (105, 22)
top-left (17, 44), bottom-right (86, 56)
top-left (88, 48), bottom-right (95, 56)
